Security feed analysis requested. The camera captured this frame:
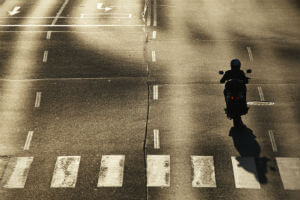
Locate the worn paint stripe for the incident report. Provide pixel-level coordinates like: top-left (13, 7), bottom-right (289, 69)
top-left (51, 0), bottom-right (69, 25)
top-left (152, 50), bottom-right (156, 62)
top-left (247, 101), bottom-right (274, 106)
top-left (2, 157), bottom-right (34, 188)
top-left (246, 46), bottom-right (253, 62)
top-left (153, 0), bottom-right (157, 26)
top-left (191, 156), bottom-right (216, 187)
top-left (51, 156), bottom-right (80, 188)
top-left (147, 155), bottom-right (170, 187)
top-left (231, 157), bottom-right (260, 189)
top-left (24, 131), bottom-right (34, 150)
top-left (257, 86), bottom-right (265, 101)
top-left (152, 31), bottom-right (156, 39)
top-left (46, 31), bottom-right (52, 39)
top-left (43, 51), bottom-right (48, 63)
top-left (35, 92), bottom-right (42, 108)
top-left (276, 157), bottom-right (300, 190)
top-left (153, 85), bottom-right (158, 100)
top-left (153, 129), bottom-right (160, 149)
top-left (268, 130), bottom-right (277, 152)
top-left (97, 155), bottom-right (125, 187)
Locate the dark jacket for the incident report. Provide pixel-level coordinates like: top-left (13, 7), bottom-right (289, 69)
top-left (220, 69), bottom-right (248, 84)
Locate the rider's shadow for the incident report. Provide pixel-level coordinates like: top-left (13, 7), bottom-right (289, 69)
top-left (229, 126), bottom-right (275, 184)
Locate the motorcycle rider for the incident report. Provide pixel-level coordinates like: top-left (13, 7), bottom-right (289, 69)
top-left (220, 59), bottom-right (249, 114)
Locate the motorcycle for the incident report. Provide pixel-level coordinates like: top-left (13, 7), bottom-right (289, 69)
top-left (219, 69), bottom-right (252, 127)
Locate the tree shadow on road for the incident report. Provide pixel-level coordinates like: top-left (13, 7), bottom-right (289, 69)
top-left (229, 125), bottom-right (275, 184)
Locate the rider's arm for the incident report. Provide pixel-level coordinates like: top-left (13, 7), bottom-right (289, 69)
top-left (220, 71), bottom-right (229, 83)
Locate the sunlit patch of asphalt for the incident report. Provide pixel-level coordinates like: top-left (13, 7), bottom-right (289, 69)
top-left (0, 0), bottom-right (62, 153)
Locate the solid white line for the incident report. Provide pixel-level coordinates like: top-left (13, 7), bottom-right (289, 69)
top-left (257, 86), bottom-right (265, 101)
top-left (153, 129), bottom-right (160, 149)
top-left (2, 157), bottom-right (34, 188)
top-left (0, 24), bottom-right (144, 27)
top-left (276, 157), bottom-right (300, 190)
top-left (247, 101), bottom-right (275, 106)
top-left (147, 155), bottom-right (170, 187)
top-left (0, 77), bottom-right (145, 82)
top-left (152, 50), bottom-right (156, 62)
top-left (152, 31), bottom-right (156, 39)
top-left (247, 46), bottom-right (254, 62)
top-left (191, 156), bottom-right (216, 187)
top-left (153, 0), bottom-right (157, 26)
top-left (35, 92), bottom-right (42, 108)
top-left (268, 130), bottom-right (277, 152)
top-left (43, 51), bottom-right (48, 63)
top-left (153, 85), bottom-right (158, 100)
top-left (231, 156), bottom-right (261, 189)
top-left (51, 0), bottom-right (69, 25)
top-left (97, 155), bottom-right (125, 187)
top-left (51, 156), bottom-right (81, 188)
top-left (24, 131), bottom-right (34, 150)
top-left (46, 31), bottom-right (52, 39)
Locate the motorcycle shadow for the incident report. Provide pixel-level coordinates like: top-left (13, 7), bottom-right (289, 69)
top-left (229, 125), bottom-right (275, 184)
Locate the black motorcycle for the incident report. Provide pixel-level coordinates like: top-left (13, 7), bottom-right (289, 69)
top-left (219, 69), bottom-right (252, 127)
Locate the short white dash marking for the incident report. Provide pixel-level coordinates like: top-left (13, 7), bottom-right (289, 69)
top-left (35, 92), bottom-right (42, 108)
top-left (97, 155), bottom-right (125, 187)
top-left (257, 86), bottom-right (265, 101)
top-left (2, 157), bottom-right (34, 188)
top-left (268, 130), bottom-right (277, 152)
top-left (153, 0), bottom-right (157, 26)
top-left (247, 101), bottom-right (274, 106)
top-left (247, 46), bottom-right (253, 62)
top-left (43, 50), bottom-right (48, 63)
top-left (24, 131), bottom-right (34, 150)
top-left (80, 14), bottom-right (84, 18)
top-left (276, 157), bottom-right (300, 190)
top-left (46, 31), bottom-right (52, 39)
top-left (147, 155), bottom-right (170, 187)
top-left (231, 157), bottom-right (260, 189)
top-left (129, 14), bottom-right (132, 18)
top-left (153, 129), bottom-right (160, 149)
top-left (51, 156), bottom-right (80, 188)
top-left (152, 50), bottom-right (156, 62)
top-left (191, 156), bottom-right (216, 187)
top-left (152, 31), bottom-right (156, 39)
top-left (153, 85), bottom-right (158, 100)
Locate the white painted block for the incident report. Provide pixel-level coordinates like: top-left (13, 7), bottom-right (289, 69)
top-left (97, 155), bottom-right (125, 187)
top-left (231, 157), bottom-right (260, 189)
top-left (191, 156), bottom-right (216, 187)
top-left (2, 157), bottom-right (34, 188)
top-left (51, 156), bottom-right (80, 188)
top-left (147, 155), bottom-right (170, 187)
top-left (276, 157), bottom-right (300, 190)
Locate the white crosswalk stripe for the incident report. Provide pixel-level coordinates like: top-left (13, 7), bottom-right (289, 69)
top-left (276, 157), bottom-right (300, 190)
top-left (50, 156), bottom-right (80, 188)
top-left (1, 157), bottom-right (33, 188)
top-left (147, 155), bottom-right (170, 187)
top-left (97, 155), bottom-right (125, 187)
top-left (231, 157), bottom-right (261, 189)
top-left (1, 155), bottom-right (300, 190)
top-left (191, 156), bottom-right (216, 187)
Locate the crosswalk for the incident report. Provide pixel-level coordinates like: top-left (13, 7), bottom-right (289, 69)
top-left (0, 155), bottom-right (300, 190)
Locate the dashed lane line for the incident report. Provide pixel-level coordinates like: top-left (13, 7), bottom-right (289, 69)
top-left (257, 86), bottom-right (265, 101)
top-left (153, 85), bottom-right (158, 100)
top-left (152, 50), bottom-right (156, 62)
top-left (246, 46), bottom-right (254, 62)
top-left (42, 50), bottom-right (48, 63)
top-left (152, 31), bottom-right (156, 39)
top-left (268, 130), bottom-right (277, 152)
top-left (153, 129), bottom-right (160, 149)
top-left (24, 131), bottom-right (34, 151)
top-left (153, 0), bottom-right (157, 26)
top-left (51, 0), bottom-right (69, 25)
top-left (34, 92), bottom-right (42, 108)
top-left (0, 24), bottom-right (144, 27)
top-left (46, 31), bottom-right (52, 39)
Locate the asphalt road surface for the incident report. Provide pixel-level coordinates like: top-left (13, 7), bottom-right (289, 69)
top-left (0, 0), bottom-right (300, 200)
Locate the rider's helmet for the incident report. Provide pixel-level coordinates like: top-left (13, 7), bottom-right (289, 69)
top-left (230, 59), bottom-right (241, 70)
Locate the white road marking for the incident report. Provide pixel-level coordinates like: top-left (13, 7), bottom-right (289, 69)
top-left (153, 0), bottom-right (157, 26)
top-left (276, 157), bottom-right (300, 190)
top-left (43, 50), bottom-right (48, 63)
top-left (97, 155), bottom-right (125, 187)
top-left (8, 6), bottom-right (21, 16)
top-left (46, 31), bottom-right (52, 39)
top-left (191, 156), bottom-right (216, 187)
top-left (34, 91), bottom-right (42, 108)
top-left (129, 14), bottom-right (132, 18)
top-left (153, 129), bottom-right (160, 149)
top-left (51, 156), bottom-right (80, 188)
top-left (147, 155), bottom-right (170, 187)
top-left (24, 131), bottom-right (34, 151)
top-left (247, 46), bottom-right (253, 62)
top-left (231, 157), bottom-right (261, 189)
top-left (152, 50), bottom-right (156, 62)
top-left (153, 85), bottom-right (158, 100)
top-left (152, 31), bottom-right (156, 39)
top-left (247, 101), bottom-right (274, 106)
top-left (0, 77), bottom-right (143, 82)
top-left (51, 0), bottom-right (69, 25)
top-left (257, 86), bottom-right (265, 101)
top-left (268, 130), bottom-right (277, 152)
top-left (0, 24), bottom-right (144, 27)
top-left (2, 157), bottom-right (34, 188)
